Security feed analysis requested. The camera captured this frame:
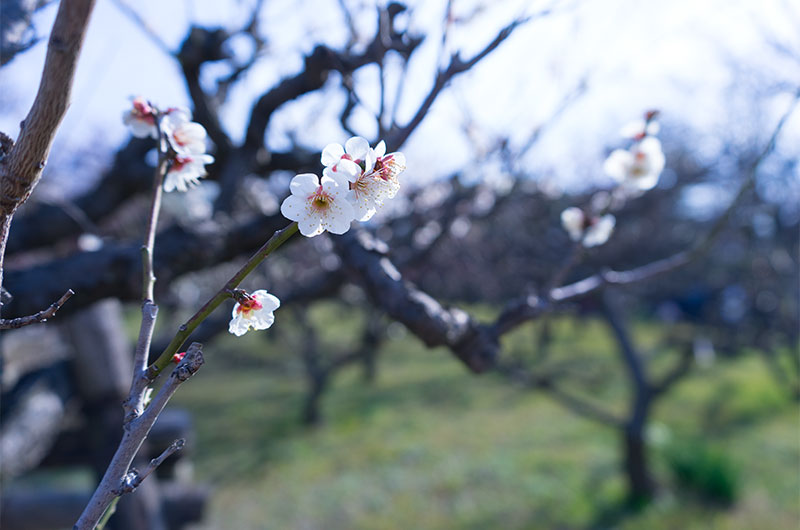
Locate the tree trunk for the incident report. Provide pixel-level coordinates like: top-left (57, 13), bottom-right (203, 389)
top-left (622, 425), bottom-right (656, 505)
top-left (302, 374), bottom-right (327, 426)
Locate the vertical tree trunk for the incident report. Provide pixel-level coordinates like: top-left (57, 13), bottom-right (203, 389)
top-left (622, 424), bottom-right (656, 505)
top-left (302, 374), bottom-right (328, 426)
top-left (602, 293), bottom-right (657, 504)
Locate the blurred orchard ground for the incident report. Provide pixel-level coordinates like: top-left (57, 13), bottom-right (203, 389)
top-left (0, 0), bottom-right (798, 529)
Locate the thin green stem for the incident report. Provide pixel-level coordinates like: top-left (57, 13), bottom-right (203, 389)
top-left (145, 221), bottom-right (299, 380)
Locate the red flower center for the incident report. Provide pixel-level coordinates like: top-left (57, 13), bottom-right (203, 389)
top-left (236, 297), bottom-right (263, 316)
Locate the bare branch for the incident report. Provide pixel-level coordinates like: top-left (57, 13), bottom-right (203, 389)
top-left (0, 288), bottom-right (73, 329)
top-left (109, 0), bottom-right (173, 56)
top-left (112, 439), bottom-right (185, 496)
top-left (74, 343), bottom-right (204, 529)
top-left (651, 342), bottom-right (694, 397)
top-left (496, 360), bottom-right (623, 427)
top-left (333, 229), bottom-right (499, 373)
top-left (387, 14), bottom-right (534, 150)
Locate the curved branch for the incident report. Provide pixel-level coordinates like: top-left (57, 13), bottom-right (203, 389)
top-left (0, 288), bottom-right (73, 329)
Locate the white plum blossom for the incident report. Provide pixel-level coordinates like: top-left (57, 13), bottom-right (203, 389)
top-left (561, 207), bottom-right (616, 248)
top-left (603, 136), bottom-right (665, 192)
top-left (164, 153), bottom-right (215, 192)
top-left (350, 140), bottom-right (405, 221)
top-left (228, 289), bottom-right (281, 336)
top-left (280, 168), bottom-right (357, 237)
top-left (322, 137), bottom-right (406, 222)
top-left (122, 97), bottom-right (158, 139)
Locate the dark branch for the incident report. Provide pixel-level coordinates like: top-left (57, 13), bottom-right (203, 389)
top-left (0, 288), bottom-right (73, 329)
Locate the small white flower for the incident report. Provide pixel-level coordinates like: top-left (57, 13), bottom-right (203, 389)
top-left (229, 289), bottom-right (280, 336)
top-left (165, 118), bottom-right (208, 155)
top-left (346, 141), bottom-right (405, 221)
top-left (164, 153), bottom-right (214, 192)
top-left (280, 169), bottom-right (356, 237)
top-left (122, 97), bottom-right (158, 139)
top-left (560, 207), bottom-right (615, 248)
top-left (603, 137), bottom-right (665, 192)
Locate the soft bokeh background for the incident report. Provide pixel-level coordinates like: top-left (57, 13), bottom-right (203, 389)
top-left (0, 1), bottom-right (798, 529)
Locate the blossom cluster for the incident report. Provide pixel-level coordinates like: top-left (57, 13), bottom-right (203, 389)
top-left (560, 110), bottom-right (665, 248)
top-left (122, 97), bottom-right (214, 193)
top-left (280, 136), bottom-right (406, 237)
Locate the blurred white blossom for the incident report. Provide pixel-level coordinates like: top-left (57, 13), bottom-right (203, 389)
top-left (561, 207), bottom-right (616, 247)
top-left (604, 136), bottom-right (665, 192)
top-left (122, 96), bottom-right (158, 139)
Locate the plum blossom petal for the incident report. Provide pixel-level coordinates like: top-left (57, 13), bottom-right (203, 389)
top-left (321, 143), bottom-right (345, 167)
top-left (329, 158), bottom-right (361, 183)
top-left (344, 136), bottom-right (370, 161)
top-left (372, 140), bottom-right (387, 158)
top-left (290, 173), bottom-right (322, 196)
top-left (229, 289), bottom-right (280, 336)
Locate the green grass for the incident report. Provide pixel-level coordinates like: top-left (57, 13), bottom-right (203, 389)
top-left (169, 309), bottom-right (799, 530)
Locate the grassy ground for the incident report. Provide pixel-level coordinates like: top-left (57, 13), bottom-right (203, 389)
top-left (169, 306), bottom-right (799, 529)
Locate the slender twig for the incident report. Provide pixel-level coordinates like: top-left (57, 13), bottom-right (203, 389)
top-left (337, 0), bottom-right (358, 48)
top-left (109, 0), bottom-right (173, 56)
top-left (0, 288), bottom-right (74, 329)
top-left (141, 118), bottom-right (169, 302)
top-left (388, 14), bottom-right (534, 150)
top-left (74, 344), bottom-right (204, 529)
top-left (113, 438), bottom-right (185, 495)
top-left (122, 300), bottom-right (158, 423)
top-left (122, 114), bottom-right (169, 423)
top-left (146, 221), bottom-right (299, 380)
